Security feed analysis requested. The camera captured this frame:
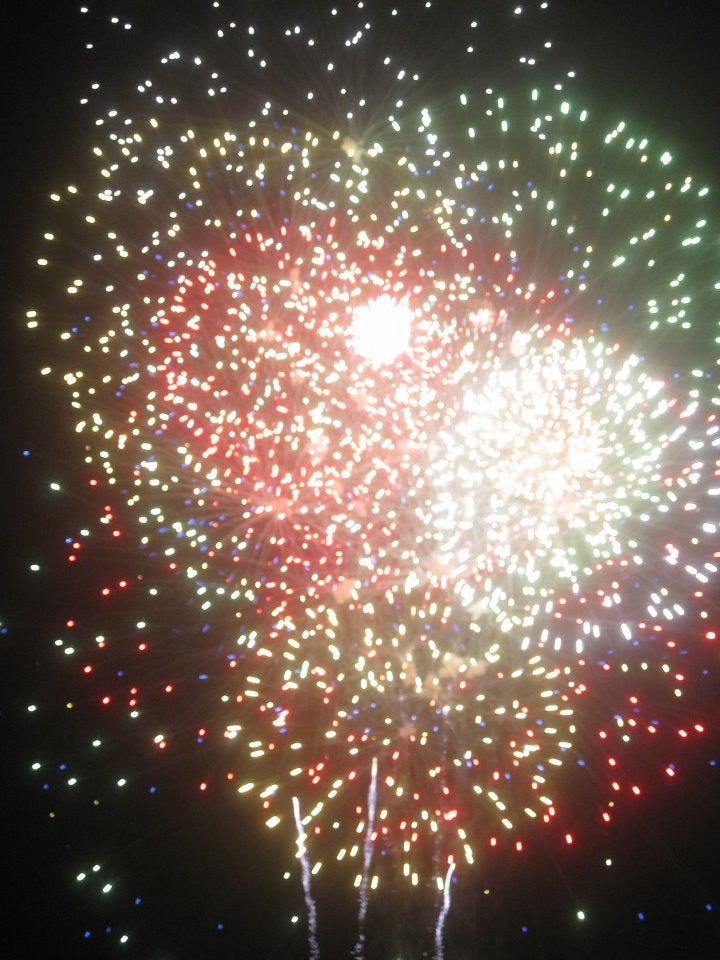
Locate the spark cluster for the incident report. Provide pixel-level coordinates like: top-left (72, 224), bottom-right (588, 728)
top-left (28, 0), bottom-right (718, 926)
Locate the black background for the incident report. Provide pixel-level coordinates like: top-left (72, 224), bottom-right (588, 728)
top-left (3, 2), bottom-right (719, 958)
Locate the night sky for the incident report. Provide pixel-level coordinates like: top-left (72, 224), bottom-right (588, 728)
top-left (4, 2), bottom-right (720, 958)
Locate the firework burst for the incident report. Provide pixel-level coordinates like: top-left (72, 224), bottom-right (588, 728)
top-left (26, 1), bottom-right (719, 955)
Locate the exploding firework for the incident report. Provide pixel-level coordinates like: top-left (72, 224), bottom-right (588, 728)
top-left (25, 1), bottom-right (718, 956)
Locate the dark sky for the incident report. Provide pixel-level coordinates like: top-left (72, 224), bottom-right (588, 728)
top-left (3, 2), bottom-right (719, 959)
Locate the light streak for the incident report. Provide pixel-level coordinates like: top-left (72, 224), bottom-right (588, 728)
top-left (293, 795), bottom-right (320, 960)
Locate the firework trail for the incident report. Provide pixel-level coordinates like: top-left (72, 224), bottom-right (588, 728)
top-left (434, 862), bottom-right (456, 960)
top-left (294, 795), bottom-right (320, 960)
top-left (353, 755), bottom-right (378, 959)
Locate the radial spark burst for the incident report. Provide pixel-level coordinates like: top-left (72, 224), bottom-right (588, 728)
top-left (414, 326), bottom-right (672, 624)
top-left (27, 0), bottom-right (718, 954)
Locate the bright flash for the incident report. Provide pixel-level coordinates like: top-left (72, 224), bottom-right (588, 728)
top-left (349, 295), bottom-right (413, 366)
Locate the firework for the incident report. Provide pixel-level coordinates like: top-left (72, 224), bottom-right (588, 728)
top-left (26, 1), bottom-right (718, 955)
